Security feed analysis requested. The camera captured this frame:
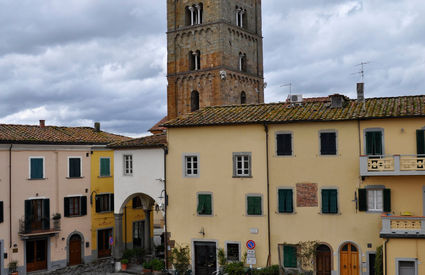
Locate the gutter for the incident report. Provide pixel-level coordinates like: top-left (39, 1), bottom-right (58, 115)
top-left (263, 124), bottom-right (271, 266)
top-left (9, 144), bottom-right (12, 248)
top-left (163, 146), bottom-right (169, 269)
top-left (384, 238), bottom-right (389, 275)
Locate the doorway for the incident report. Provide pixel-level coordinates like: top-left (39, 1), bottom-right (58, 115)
top-left (133, 221), bottom-right (145, 248)
top-left (26, 239), bottom-right (47, 272)
top-left (316, 244), bottom-right (331, 275)
top-left (194, 241), bottom-right (217, 275)
top-left (340, 243), bottom-right (359, 275)
top-left (368, 253), bottom-right (376, 275)
top-left (97, 228), bottom-right (112, 258)
top-left (69, 234), bottom-right (82, 266)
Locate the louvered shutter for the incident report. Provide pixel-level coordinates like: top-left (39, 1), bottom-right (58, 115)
top-left (64, 197), bottom-right (70, 217)
top-left (25, 200), bottom-right (32, 232)
top-left (286, 190), bottom-right (293, 213)
top-left (205, 195), bottom-right (212, 215)
top-left (197, 195), bottom-right (205, 214)
top-left (0, 201), bottom-right (3, 223)
top-left (31, 158), bottom-right (43, 179)
top-left (81, 196), bottom-right (87, 216)
top-left (358, 189), bottom-right (367, 211)
top-left (374, 132), bottom-right (383, 155)
top-left (277, 134), bottom-right (292, 156)
top-left (284, 246), bottom-right (297, 268)
top-left (322, 190), bottom-right (330, 213)
top-left (329, 190), bottom-right (338, 213)
top-left (42, 199), bottom-right (50, 230)
top-left (100, 158), bottom-right (110, 176)
top-left (110, 194), bottom-right (114, 212)
top-left (321, 132), bottom-right (337, 155)
top-left (383, 189), bottom-right (391, 212)
top-left (278, 190), bottom-right (285, 213)
top-left (69, 158), bottom-right (81, 177)
top-left (95, 196), bottom-right (101, 213)
top-left (417, 130), bottom-right (425, 155)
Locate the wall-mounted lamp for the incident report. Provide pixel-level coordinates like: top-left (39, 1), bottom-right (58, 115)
top-left (199, 227), bottom-right (205, 237)
top-left (158, 190), bottom-right (168, 206)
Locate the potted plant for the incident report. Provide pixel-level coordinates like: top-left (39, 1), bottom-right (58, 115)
top-left (52, 213), bottom-right (61, 230)
top-left (143, 260), bottom-right (153, 273)
top-left (8, 260), bottom-right (18, 275)
top-left (151, 258), bottom-right (165, 274)
top-left (121, 258), bottom-right (129, 271)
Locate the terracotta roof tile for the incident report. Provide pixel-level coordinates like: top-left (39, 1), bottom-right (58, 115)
top-left (108, 133), bottom-right (167, 149)
top-left (163, 95), bottom-right (425, 128)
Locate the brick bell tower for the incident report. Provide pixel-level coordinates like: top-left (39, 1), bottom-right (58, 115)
top-left (166, 0), bottom-right (265, 119)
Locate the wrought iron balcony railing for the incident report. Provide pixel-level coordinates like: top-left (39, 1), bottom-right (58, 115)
top-left (360, 155), bottom-right (425, 176)
top-left (18, 216), bottom-right (60, 238)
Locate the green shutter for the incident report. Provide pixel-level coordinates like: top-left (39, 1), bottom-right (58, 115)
top-left (25, 200), bottom-right (32, 232)
top-left (30, 158), bottom-right (43, 179)
top-left (417, 130), bottom-right (425, 155)
top-left (329, 190), bottom-right (338, 213)
top-left (286, 190), bottom-right (293, 213)
top-left (383, 189), bottom-right (391, 212)
top-left (247, 196), bottom-right (262, 215)
top-left (95, 196), bottom-right (101, 213)
top-left (278, 190), bottom-right (285, 213)
top-left (322, 190), bottom-right (330, 213)
top-left (197, 194), bottom-right (207, 214)
top-left (366, 132), bottom-right (374, 155)
top-left (358, 189), bottom-right (367, 211)
top-left (366, 131), bottom-right (383, 155)
top-left (284, 246), bottom-right (297, 268)
top-left (100, 158), bottom-right (110, 177)
top-left (374, 132), bottom-right (383, 155)
top-left (279, 190), bottom-right (293, 213)
top-left (205, 195), bottom-right (212, 215)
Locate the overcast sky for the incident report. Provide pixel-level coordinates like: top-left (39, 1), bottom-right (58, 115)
top-left (1, 0), bottom-right (424, 137)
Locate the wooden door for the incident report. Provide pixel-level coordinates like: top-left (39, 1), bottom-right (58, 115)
top-left (69, 235), bottom-right (82, 266)
top-left (97, 229), bottom-right (112, 258)
top-left (316, 245), bottom-right (331, 275)
top-left (340, 243), bottom-right (359, 275)
top-left (26, 239), bottom-right (47, 272)
top-left (194, 242), bottom-right (217, 275)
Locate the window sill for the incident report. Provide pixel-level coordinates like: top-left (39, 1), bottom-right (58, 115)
top-left (276, 211), bottom-right (296, 215)
top-left (318, 154), bottom-right (339, 157)
top-left (96, 211), bottom-right (113, 214)
top-left (274, 154), bottom-right (294, 158)
top-left (197, 214), bottom-right (213, 217)
top-left (66, 176), bottom-right (84, 179)
top-left (319, 212), bottom-right (341, 215)
top-left (28, 178), bottom-right (47, 180)
top-left (65, 215), bottom-right (83, 218)
top-left (233, 175), bottom-right (252, 178)
top-left (245, 214), bottom-right (264, 217)
top-left (98, 176), bottom-right (112, 178)
top-left (123, 174), bottom-right (134, 177)
top-left (366, 210), bottom-right (384, 214)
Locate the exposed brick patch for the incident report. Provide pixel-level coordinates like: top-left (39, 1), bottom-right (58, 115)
top-left (296, 183), bottom-right (318, 207)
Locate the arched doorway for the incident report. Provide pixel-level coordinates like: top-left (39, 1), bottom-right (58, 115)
top-left (340, 242), bottom-right (359, 275)
top-left (316, 244), bottom-right (331, 275)
top-left (69, 234), bottom-right (82, 266)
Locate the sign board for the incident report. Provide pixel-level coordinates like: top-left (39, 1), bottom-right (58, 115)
top-left (246, 257), bottom-right (257, 265)
top-left (109, 236), bottom-right (114, 246)
top-left (247, 250), bottom-right (256, 256)
top-left (246, 240), bottom-right (256, 250)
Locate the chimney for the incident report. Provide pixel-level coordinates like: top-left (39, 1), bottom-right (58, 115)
top-left (94, 122), bottom-right (100, 132)
top-left (329, 94), bottom-right (346, 108)
top-left (357, 83), bottom-right (365, 101)
top-left (39, 120), bottom-right (45, 128)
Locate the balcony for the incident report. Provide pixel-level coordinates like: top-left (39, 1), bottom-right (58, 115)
top-left (380, 215), bottom-right (425, 238)
top-left (360, 155), bottom-right (425, 176)
top-left (18, 217), bottom-right (60, 239)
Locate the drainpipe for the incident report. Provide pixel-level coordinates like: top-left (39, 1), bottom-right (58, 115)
top-left (384, 238), bottom-right (389, 275)
top-left (263, 124), bottom-right (271, 266)
top-left (163, 146), bottom-right (169, 269)
top-left (124, 206), bottom-right (127, 250)
top-left (9, 144), bottom-right (12, 248)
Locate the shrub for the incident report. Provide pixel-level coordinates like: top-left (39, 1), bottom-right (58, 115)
top-left (224, 262), bottom-right (245, 275)
top-left (143, 261), bottom-right (153, 269)
top-left (170, 244), bottom-right (191, 274)
top-left (252, 265), bottom-right (280, 275)
top-left (375, 245), bottom-right (383, 275)
top-left (151, 258), bottom-right (165, 271)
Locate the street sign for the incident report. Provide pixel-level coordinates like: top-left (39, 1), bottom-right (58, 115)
top-left (109, 236), bottom-right (114, 246)
top-left (246, 257), bottom-right (256, 265)
top-left (246, 240), bottom-right (256, 249)
top-left (247, 250), bottom-right (256, 255)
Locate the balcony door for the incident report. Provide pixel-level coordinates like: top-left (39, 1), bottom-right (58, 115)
top-left (25, 199), bottom-right (50, 233)
top-left (97, 228), bottom-right (112, 258)
top-left (26, 239), bottom-right (47, 272)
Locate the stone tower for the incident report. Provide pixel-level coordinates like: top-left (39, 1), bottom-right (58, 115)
top-left (166, 0), bottom-right (264, 119)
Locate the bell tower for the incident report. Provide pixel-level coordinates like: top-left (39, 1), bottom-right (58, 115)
top-left (166, 0), bottom-right (264, 119)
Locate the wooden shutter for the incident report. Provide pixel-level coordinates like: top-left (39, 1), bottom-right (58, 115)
top-left (366, 132), bottom-right (374, 155)
top-left (42, 199), bottom-right (50, 230)
top-left (81, 196), bottom-right (87, 216)
top-left (247, 197), bottom-right (261, 215)
top-left (374, 132), bottom-right (383, 155)
top-left (329, 190), bottom-right (338, 213)
top-left (31, 158), bottom-right (43, 179)
top-left (278, 190), bottom-right (285, 213)
top-left (0, 201), bottom-right (3, 223)
top-left (321, 132), bottom-right (336, 155)
top-left (64, 197), bottom-right (70, 217)
top-left (358, 189), bottom-right (367, 211)
top-left (322, 190), bottom-right (330, 213)
top-left (100, 158), bottom-right (110, 176)
top-left (383, 189), bottom-right (391, 212)
top-left (277, 134), bottom-right (292, 156)
top-left (69, 158), bottom-right (81, 177)
top-left (95, 195), bottom-right (101, 213)
top-left (279, 190), bottom-right (293, 213)
top-left (286, 190), bottom-right (293, 213)
top-left (110, 194), bottom-right (114, 212)
top-left (197, 195), bottom-right (206, 214)
top-left (205, 195), bottom-right (212, 215)
top-left (417, 130), bottom-right (425, 155)
top-left (284, 246), bottom-right (297, 268)
top-left (25, 200), bottom-right (32, 232)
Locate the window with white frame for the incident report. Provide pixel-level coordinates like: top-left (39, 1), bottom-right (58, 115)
top-left (233, 153), bottom-right (251, 177)
top-left (367, 189), bottom-right (383, 211)
top-left (29, 157), bottom-right (44, 179)
top-left (124, 155), bottom-right (133, 176)
top-left (185, 155), bottom-right (199, 177)
top-left (68, 157), bottom-right (82, 178)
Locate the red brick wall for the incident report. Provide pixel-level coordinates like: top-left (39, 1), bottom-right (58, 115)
top-left (296, 183), bottom-right (318, 207)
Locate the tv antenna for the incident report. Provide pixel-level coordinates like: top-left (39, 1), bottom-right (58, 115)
top-left (353, 62), bottom-right (370, 82)
top-left (280, 82), bottom-right (293, 96)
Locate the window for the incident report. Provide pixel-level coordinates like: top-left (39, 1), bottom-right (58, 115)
top-left (278, 189), bottom-right (293, 213)
top-left (64, 196), bottom-right (87, 217)
top-left (359, 188), bottom-right (391, 212)
top-left (132, 197), bottom-right (142, 209)
top-left (124, 155), bottom-right (133, 176)
top-left (133, 221), bottom-right (144, 248)
top-left (276, 133), bottom-right (292, 156)
top-left (95, 194), bottom-right (114, 213)
top-left (185, 154), bottom-right (199, 177)
top-left (321, 189), bottom-right (338, 214)
top-left (320, 132), bottom-right (337, 155)
top-left (247, 195), bottom-right (262, 215)
top-left (365, 130), bottom-right (383, 155)
top-left (24, 199), bottom-right (50, 232)
top-left (0, 201), bottom-right (3, 223)
top-left (197, 194), bottom-right (212, 215)
top-left (239, 53), bottom-right (247, 72)
top-left (233, 153), bottom-right (251, 177)
top-left (417, 129), bottom-right (425, 156)
top-left (235, 7), bottom-right (246, 28)
top-left (283, 245), bottom-right (297, 268)
top-left (68, 157), bottom-right (81, 178)
top-left (226, 243), bottom-right (240, 262)
top-left (100, 158), bottom-right (111, 177)
top-left (29, 157), bottom-right (44, 179)
top-left (240, 91), bottom-right (246, 104)
top-left (186, 3), bottom-right (203, 26)
top-left (191, 91), bottom-right (200, 112)
top-left (189, 50), bottom-right (201, 71)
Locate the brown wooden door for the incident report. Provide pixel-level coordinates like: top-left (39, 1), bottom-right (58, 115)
top-left (316, 245), bottom-right (331, 275)
top-left (26, 239), bottom-right (47, 272)
top-left (69, 235), bottom-right (82, 266)
top-left (340, 243), bottom-right (359, 275)
top-left (97, 229), bottom-right (112, 258)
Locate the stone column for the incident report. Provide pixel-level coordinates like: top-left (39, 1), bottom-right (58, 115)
top-left (235, 8), bottom-right (241, 26)
top-left (195, 4), bottom-right (201, 24)
top-left (240, 10), bottom-right (245, 28)
top-left (188, 6), bottom-right (195, 25)
top-left (144, 209), bottom-right (152, 254)
top-left (114, 213), bottom-right (124, 259)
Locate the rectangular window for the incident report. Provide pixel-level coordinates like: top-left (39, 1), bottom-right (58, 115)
top-left (68, 157), bottom-right (81, 178)
top-left (100, 158), bottom-right (111, 177)
top-left (132, 197), bottom-right (142, 209)
top-left (24, 199), bottom-right (50, 232)
top-left (276, 133), bottom-right (292, 156)
top-left (367, 189), bottom-right (383, 211)
top-left (185, 155), bottom-right (199, 177)
top-left (320, 132), bottom-right (337, 155)
top-left (197, 194), bottom-right (212, 215)
top-left (365, 130), bottom-right (383, 155)
top-left (417, 129), bottom-right (425, 155)
top-left (0, 201), bottom-right (3, 223)
top-left (321, 189), bottom-right (338, 214)
top-left (359, 188), bottom-right (391, 212)
top-left (64, 196), bottom-right (87, 217)
top-left (247, 195), bottom-right (262, 215)
top-left (233, 153), bottom-right (251, 177)
top-left (283, 245), bottom-right (297, 268)
top-left (124, 155), bottom-right (133, 176)
top-left (226, 243), bottom-right (240, 262)
top-left (278, 189), bottom-right (293, 213)
top-left (30, 157), bottom-right (44, 179)
top-left (95, 194), bottom-right (114, 213)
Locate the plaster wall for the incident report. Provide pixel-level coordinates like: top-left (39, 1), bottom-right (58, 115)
top-left (386, 239), bottom-right (425, 275)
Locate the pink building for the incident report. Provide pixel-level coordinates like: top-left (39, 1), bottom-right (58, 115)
top-left (0, 121), bottom-right (128, 274)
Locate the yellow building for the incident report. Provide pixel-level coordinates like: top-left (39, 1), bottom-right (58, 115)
top-left (163, 93), bottom-right (425, 275)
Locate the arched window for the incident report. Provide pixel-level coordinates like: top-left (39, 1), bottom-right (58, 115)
top-left (239, 53), bottom-right (247, 72)
top-left (235, 7), bottom-right (246, 28)
top-left (241, 91), bottom-right (247, 104)
top-left (186, 3), bottom-right (203, 26)
top-left (191, 90), bottom-right (200, 112)
top-left (185, 6), bottom-right (192, 26)
top-left (189, 50), bottom-right (201, 71)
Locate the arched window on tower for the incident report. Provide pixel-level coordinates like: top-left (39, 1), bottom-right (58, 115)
top-left (186, 3), bottom-right (203, 26)
top-left (235, 6), bottom-right (246, 28)
top-left (241, 91), bottom-right (247, 104)
top-left (239, 52), bottom-right (247, 72)
top-left (191, 90), bottom-right (200, 112)
top-left (189, 50), bottom-right (201, 71)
